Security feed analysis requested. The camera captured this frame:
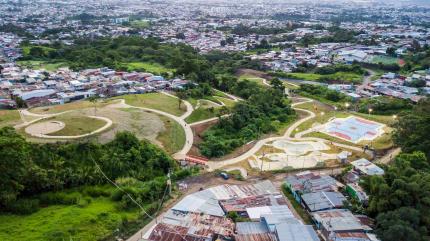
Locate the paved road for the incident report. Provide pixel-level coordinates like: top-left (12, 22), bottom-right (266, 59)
top-left (376, 147), bottom-right (401, 165)
top-left (356, 69), bottom-right (376, 93)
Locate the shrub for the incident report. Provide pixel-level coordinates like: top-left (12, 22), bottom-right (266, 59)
top-left (6, 199), bottom-right (40, 215)
top-left (83, 186), bottom-right (111, 198)
top-left (39, 192), bottom-right (81, 206)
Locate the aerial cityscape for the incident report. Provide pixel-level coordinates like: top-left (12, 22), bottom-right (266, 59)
top-left (0, 0), bottom-right (429, 241)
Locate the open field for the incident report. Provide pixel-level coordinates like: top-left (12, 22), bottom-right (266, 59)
top-left (121, 62), bottom-right (174, 74)
top-left (238, 74), bottom-right (267, 86)
top-left (0, 110), bottom-right (21, 128)
top-left (214, 96), bottom-right (236, 108)
top-left (118, 93), bottom-right (186, 116)
top-left (130, 20), bottom-right (151, 29)
top-left (17, 60), bottom-right (68, 72)
top-left (371, 56), bottom-right (399, 65)
top-left (25, 104), bottom-right (185, 152)
top-left (33, 113), bottom-right (108, 136)
top-left (185, 107), bottom-right (220, 123)
top-left (30, 100), bottom-right (115, 114)
top-left (0, 192), bottom-right (141, 241)
top-left (286, 72), bottom-right (363, 84)
top-left (157, 115), bottom-right (186, 154)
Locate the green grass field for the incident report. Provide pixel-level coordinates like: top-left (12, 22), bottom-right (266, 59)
top-left (286, 72), bottom-right (362, 84)
top-left (17, 60), bottom-right (68, 72)
top-left (31, 100), bottom-right (114, 114)
top-left (157, 116), bottom-right (185, 154)
top-left (130, 20), bottom-right (151, 29)
top-left (122, 62), bottom-right (174, 74)
top-left (214, 96), bottom-right (236, 108)
top-left (44, 113), bottom-right (107, 136)
top-left (119, 93), bottom-right (186, 116)
top-left (185, 107), bottom-right (220, 123)
top-left (0, 196), bottom-right (141, 241)
top-left (239, 74), bottom-right (267, 86)
top-left (0, 110), bottom-right (21, 128)
top-left (371, 56), bottom-right (399, 65)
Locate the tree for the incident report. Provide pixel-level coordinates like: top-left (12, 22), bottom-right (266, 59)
top-left (393, 99), bottom-right (430, 159)
top-left (87, 95), bottom-right (98, 116)
top-left (0, 127), bottom-right (31, 207)
top-left (176, 91), bottom-right (187, 110)
top-left (226, 36), bottom-right (234, 45)
top-left (270, 78), bottom-right (285, 93)
top-left (386, 47), bottom-right (397, 57)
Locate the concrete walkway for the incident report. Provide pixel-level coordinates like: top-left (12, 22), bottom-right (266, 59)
top-left (112, 97), bottom-right (195, 160)
top-left (206, 98), bottom-right (365, 171)
top-left (25, 116), bottom-right (113, 139)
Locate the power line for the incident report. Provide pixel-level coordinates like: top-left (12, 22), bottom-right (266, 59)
top-left (90, 157), bottom-right (189, 241)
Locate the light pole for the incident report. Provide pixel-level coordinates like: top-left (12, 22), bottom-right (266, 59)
top-left (368, 108), bottom-right (373, 117)
top-left (345, 102), bottom-right (350, 112)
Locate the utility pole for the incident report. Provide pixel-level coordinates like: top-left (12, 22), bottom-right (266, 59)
top-left (167, 169), bottom-right (172, 196)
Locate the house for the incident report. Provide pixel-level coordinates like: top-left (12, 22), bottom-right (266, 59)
top-left (274, 223), bottom-right (320, 241)
top-left (285, 171), bottom-right (340, 203)
top-left (312, 209), bottom-right (374, 241)
top-left (351, 159), bottom-right (384, 176)
top-left (301, 191), bottom-right (347, 212)
top-left (346, 183), bottom-right (369, 205)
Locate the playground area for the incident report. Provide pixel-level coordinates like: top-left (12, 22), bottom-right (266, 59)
top-left (322, 116), bottom-right (385, 144)
top-left (248, 139), bottom-right (341, 171)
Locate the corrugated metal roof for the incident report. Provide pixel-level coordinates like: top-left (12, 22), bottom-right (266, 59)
top-left (312, 209), bottom-right (371, 232)
top-left (234, 233), bottom-right (278, 241)
top-left (301, 191), bottom-right (347, 211)
top-left (236, 222), bottom-right (269, 235)
top-left (275, 223), bottom-right (320, 241)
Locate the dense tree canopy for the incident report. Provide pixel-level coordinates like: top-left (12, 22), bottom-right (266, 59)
top-left (393, 99), bottom-right (430, 159)
top-left (0, 128), bottom-right (176, 211)
top-left (200, 82), bottom-right (294, 157)
top-left (361, 152), bottom-right (430, 241)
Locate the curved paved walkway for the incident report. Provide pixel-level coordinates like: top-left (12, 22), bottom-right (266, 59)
top-left (113, 97), bottom-right (194, 160)
top-left (207, 98), bottom-right (364, 171)
top-left (25, 116), bottom-right (113, 139)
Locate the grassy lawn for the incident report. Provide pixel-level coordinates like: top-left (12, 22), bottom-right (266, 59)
top-left (185, 107), bottom-right (220, 123)
top-left (120, 93), bottom-right (186, 116)
top-left (286, 72), bottom-right (362, 84)
top-left (0, 197), bottom-right (141, 241)
top-left (371, 56), bottom-right (399, 65)
top-left (31, 100), bottom-right (114, 114)
top-left (157, 116), bottom-right (186, 154)
top-left (214, 96), bottom-right (236, 108)
top-left (17, 60), bottom-right (68, 72)
top-left (0, 110), bottom-right (21, 128)
top-left (283, 81), bottom-right (300, 90)
top-left (121, 62), bottom-right (174, 74)
top-left (239, 74), bottom-right (267, 86)
top-left (44, 113), bottom-right (107, 136)
top-left (130, 20), bottom-right (151, 29)
top-left (213, 89), bottom-right (230, 99)
top-left (286, 73), bottom-right (321, 81)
